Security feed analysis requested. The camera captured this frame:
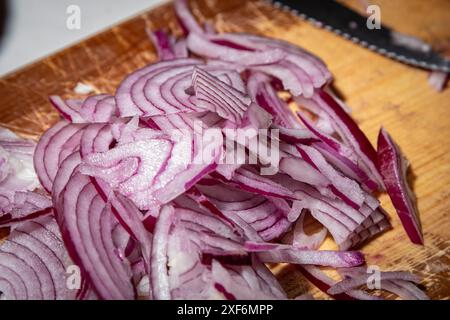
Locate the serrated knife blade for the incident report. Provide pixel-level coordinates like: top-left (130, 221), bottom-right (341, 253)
top-left (270, 0), bottom-right (450, 72)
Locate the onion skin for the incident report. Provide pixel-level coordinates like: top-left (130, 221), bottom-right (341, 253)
top-left (377, 128), bottom-right (423, 245)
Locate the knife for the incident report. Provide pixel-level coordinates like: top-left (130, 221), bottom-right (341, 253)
top-left (270, 0), bottom-right (450, 72)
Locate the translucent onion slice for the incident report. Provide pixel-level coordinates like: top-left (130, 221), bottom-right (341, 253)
top-left (377, 128), bottom-right (423, 245)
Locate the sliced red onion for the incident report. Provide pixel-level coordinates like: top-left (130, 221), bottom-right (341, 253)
top-left (173, 0), bottom-right (204, 35)
top-left (112, 119), bottom-right (163, 145)
top-left (52, 153), bottom-right (82, 212)
top-left (214, 167), bottom-right (294, 199)
top-left (52, 138), bottom-right (146, 300)
top-left (174, 39), bottom-right (189, 58)
top-left (150, 205), bottom-right (174, 300)
top-left (210, 260), bottom-right (285, 300)
top-left (277, 127), bottom-right (320, 145)
top-left (112, 222), bottom-right (132, 257)
top-left (244, 241), bottom-right (364, 268)
top-left (49, 96), bottom-right (84, 123)
top-left (271, 175), bottom-right (375, 247)
top-left (0, 0), bottom-right (429, 300)
top-left (151, 201), bottom-right (286, 300)
top-left (247, 72), bottom-right (301, 128)
top-left (154, 207), bottom-right (209, 299)
top-left (90, 173), bottom-right (149, 238)
top-left (377, 128), bottom-right (423, 245)
top-left (80, 123), bottom-right (115, 158)
top-left (81, 126), bottom-right (221, 210)
top-left (183, 30), bottom-right (329, 94)
top-left (279, 156), bottom-right (329, 187)
top-left (187, 33), bottom-right (287, 66)
top-left (0, 128), bottom-right (40, 211)
top-left (0, 191), bottom-right (52, 227)
top-left (297, 112), bottom-right (379, 191)
top-left (298, 266), bottom-right (350, 300)
top-left (192, 67), bottom-right (251, 123)
top-left (298, 265), bottom-right (384, 300)
top-left (303, 90), bottom-right (384, 189)
top-left (218, 103), bottom-right (273, 171)
top-left (151, 111), bottom-right (223, 133)
top-left (383, 280), bottom-right (429, 300)
top-left (225, 33), bottom-right (331, 85)
top-left (241, 101), bottom-right (273, 130)
top-left (34, 121), bottom-right (86, 192)
top-left (201, 252), bottom-right (251, 266)
top-left (0, 128), bottom-right (36, 156)
top-left (79, 133), bottom-right (174, 209)
top-left (338, 266), bottom-right (429, 300)
top-left (0, 216), bottom-right (78, 300)
top-left (79, 95), bottom-right (117, 123)
top-left (55, 171), bottom-right (135, 300)
top-left (252, 61), bottom-right (314, 97)
top-left (146, 28), bottom-right (188, 61)
top-left (296, 144), bottom-right (365, 209)
top-left (428, 71), bottom-right (448, 92)
top-left (116, 58), bottom-right (204, 117)
top-left (102, 190), bottom-right (152, 281)
top-left (277, 172), bottom-right (370, 225)
top-left (292, 211), bottom-right (328, 250)
top-left (50, 95), bottom-right (116, 124)
top-left (147, 29), bottom-right (176, 61)
top-left (339, 207), bottom-right (391, 250)
top-left (197, 183), bottom-right (291, 241)
top-left (328, 270), bottom-right (421, 295)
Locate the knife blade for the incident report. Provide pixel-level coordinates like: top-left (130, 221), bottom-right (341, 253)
top-left (270, 0), bottom-right (450, 72)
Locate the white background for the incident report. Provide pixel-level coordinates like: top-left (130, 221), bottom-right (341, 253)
top-left (0, 0), bottom-right (166, 75)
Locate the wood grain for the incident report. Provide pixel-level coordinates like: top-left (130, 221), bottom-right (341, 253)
top-left (0, 0), bottom-right (448, 299)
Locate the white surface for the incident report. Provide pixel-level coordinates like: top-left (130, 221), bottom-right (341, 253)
top-left (0, 0), bottom-right (166, 75)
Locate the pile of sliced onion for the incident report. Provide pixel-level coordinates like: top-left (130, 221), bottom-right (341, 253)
top-left (0, 0), bottom-right (428, 300)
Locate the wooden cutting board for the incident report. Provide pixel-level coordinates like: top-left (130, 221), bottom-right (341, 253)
top-left (0, 0), bottom-right (448, 299)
